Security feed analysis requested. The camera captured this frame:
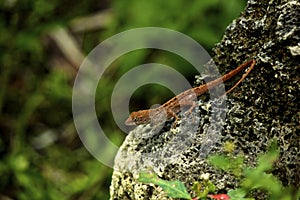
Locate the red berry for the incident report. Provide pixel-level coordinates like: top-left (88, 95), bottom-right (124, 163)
top-left (207, 194), bottom-right (230, 200)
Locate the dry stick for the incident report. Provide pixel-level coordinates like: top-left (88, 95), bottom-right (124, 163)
top-left (125, 60), bottom-right (256, 125)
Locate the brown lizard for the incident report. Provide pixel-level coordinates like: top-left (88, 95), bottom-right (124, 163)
top-left (125, 60), bottom-right (256, 125)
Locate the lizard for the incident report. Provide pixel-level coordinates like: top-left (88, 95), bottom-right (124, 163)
top-left (125, 59), bottom-right (256, 126)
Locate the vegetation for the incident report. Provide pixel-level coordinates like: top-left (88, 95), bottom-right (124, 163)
top-left (0, 0), bottom-right (246, 199)
top-left (138, 141), bottom-right (300, 200)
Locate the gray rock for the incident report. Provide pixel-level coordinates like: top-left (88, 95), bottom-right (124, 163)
top-left (110, 0), bottom-right (299, 199)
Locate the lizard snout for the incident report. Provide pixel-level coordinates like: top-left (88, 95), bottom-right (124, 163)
top-left (125, 116), bottom-right (135, 126)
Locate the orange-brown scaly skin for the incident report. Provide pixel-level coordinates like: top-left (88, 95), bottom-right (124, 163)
top-left (125, 60), bottom-right (256, 125)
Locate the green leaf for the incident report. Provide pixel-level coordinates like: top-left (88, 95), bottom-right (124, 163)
top-left (242, 170), bottom-right (282, 196)
top-left (241, 141), bottom-right (282, 196)
top-left (207, 155), bottom-right (244, 176)
top-left (138, 172), bottom-right (191, 199)
top-left (227, 189), bottom-right (255, 200)
top-left (192, 180), bottom-right (216, 198)
top-left (256, 141), bottom-right (279, 172)
top-left (207, 155), bottom-right (231, 170)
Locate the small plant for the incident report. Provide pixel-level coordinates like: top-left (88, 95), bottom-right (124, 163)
top-left (208, 141), bottom-right (299, 200)
top-left (207, 154), bottom-right (244, 177)
top-left (138, 141), bottom-right (300, 200)
top-left (192, 174), bottom-right (216, 199)
top-left (138, 171), bottom-right (191, 199)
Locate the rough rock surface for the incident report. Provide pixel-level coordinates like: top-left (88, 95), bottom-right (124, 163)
top-left (110, 0), bottom-right (299, 199)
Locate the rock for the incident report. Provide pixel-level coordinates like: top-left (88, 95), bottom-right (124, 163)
top-left (110, 0), bottom-right (299, 199)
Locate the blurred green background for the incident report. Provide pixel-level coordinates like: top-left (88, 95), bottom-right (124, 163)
top-left (0, 0), bottom-right (246, 199)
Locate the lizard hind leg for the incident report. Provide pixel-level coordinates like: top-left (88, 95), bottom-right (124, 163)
top-left (166, 108), bottom-right (180, 127)
top-left (224, 59), bottom-right (256, 96)
top-left (187, 101), bottom-right (198, 123)
top-left (168, 101), bottom-right (198, 127)
top-left (177, 100), bottom-right (198, 124)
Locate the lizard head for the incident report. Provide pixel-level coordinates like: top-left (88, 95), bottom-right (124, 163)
top-left (125, 110), bottom-right (150, 125)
